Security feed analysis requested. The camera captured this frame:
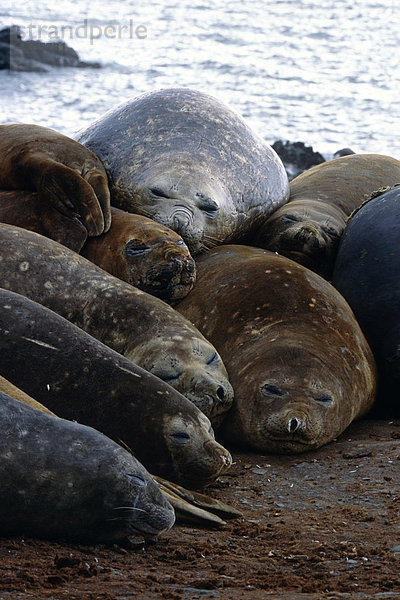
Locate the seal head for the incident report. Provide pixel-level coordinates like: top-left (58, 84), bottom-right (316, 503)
top-left (77, 87), bottom-right (289, 255)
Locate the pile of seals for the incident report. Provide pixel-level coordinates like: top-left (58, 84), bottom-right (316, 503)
top-left (0, 87), bottom-right (398, 545)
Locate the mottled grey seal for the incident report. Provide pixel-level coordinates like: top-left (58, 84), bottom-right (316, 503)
top-left (77, 87), bottom-right (289, 255)
top-left (177, 245), bottom-right (376, 453)
top-left (0, 287), bottom-right (232, 488)
top-left (0, 223), bottom-right (233, 425)
top-left (252, 154), bottom-right (400, 279)
top-left (0, 392), bottom-right (175, 544)
top-left (0, 123), bottom-right (111, 236)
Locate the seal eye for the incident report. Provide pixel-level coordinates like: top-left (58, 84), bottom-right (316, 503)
top-left (149, 187), bottom-right (170, 199)
top-left (125, 241), bottom-right (151, 256)
top-left (262, 384), bottom-right (285, 397)
top-left (209, 425), bottom-right (215, 437)
top-left (196, 194), bottom-right (219, 215)
top-left (126, 473), bottom-right (147, 487)
top-left (316, 394), bottom-right (333, 404)
top-left (159, 373), bottom-right (182, 384)
top-left (282, 214), bottom-right (300, 224)
top-left (170, 432), bottom-right (191, 444)
top-left (206, 352), bottom-right (219, 366)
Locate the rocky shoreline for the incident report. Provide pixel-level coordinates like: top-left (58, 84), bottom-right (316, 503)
top-left (0, 25), bottom-right (100, 72)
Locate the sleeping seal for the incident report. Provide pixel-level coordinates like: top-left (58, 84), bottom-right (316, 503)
top-left (0, 223), bottom-right (233, 425)
top-left (0, 123), bottom-right (111, 236)
top-left (77, 87), bottom-right (289, 254)
top-left (0, 392), bottom-right (175, 544)
top-left (177, 245), bottom-right (376, 452)
top-left (252, 154), bottom-right (400, 279)
top-left (0, 190), bottom-right (196, 303)
top-left (0, 288), bottom-right (232, 488)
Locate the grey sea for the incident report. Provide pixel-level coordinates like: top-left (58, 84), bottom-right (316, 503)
top-left (0, 0), bottom-right (399, 158)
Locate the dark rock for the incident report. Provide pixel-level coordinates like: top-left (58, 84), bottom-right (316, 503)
top-left (0, 25), bottom-right (101, 72)
top-left (272, 140), bottom-right (326, 180)
top-left (333, 147), bottom-right (356, 158)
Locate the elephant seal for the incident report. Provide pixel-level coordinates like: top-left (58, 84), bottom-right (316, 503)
top-left (0, 123), bottom-right (111, 236)
top-left (0, 189), bottom-right (88, 251)
top-left (0, 392), bottom-right (175, 543)
top-left (177, 245), bottom-right (376, 453)
top-left (0, 224), bottom-right (233, 425)
top-left (0, 190), bottom-right (196, 303)
top-left (252, 154), bottom-right (400, 279)
top-left (81, 207), bottom-right (196, 303)
top-left (77, 87), bottom-right (289, 255)
top-left (0, 287), bottom-right (232, 488)
top-left (332, 185), bottom-right (400, 417)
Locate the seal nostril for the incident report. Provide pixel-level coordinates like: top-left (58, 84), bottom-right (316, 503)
top-left (216, 386), bottom-right (225, 400)
top-left (288, 417), bottom-right (301, 433)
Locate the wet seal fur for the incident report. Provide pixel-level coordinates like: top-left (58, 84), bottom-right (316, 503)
top-left (332, 184), bottom-right (400, 417)
top-left (0, 123), bottom-right (111, 236)
top-left (0, 288), bottom-right (232, 488)
top-left (0, 223), bottom-right (233, 425)
top-left (81, 206), bottom-right (196, 303)
top-left (177, 245), bottom-right (376, 453)
top-left (77, 87), bottom-right (289, 255)
top-left (253, 154), bottom-right (400, 279)
top-left (0, 392), bottom-right (175, 543)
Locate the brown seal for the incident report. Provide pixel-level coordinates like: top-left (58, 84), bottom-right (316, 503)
top-left (0, 224), bottom-right (233, 425)
top-left (0, 190), bottom-right (196, 303)
top-left (81, 207), bottom-right (196, 303)
top-left (0, 189), bottom-right (88, 251)
top-left (177, 245), bottom-right (376, 453)
top-left (0, 287), bottom-right (232, 488)
top-left (0, 391), bottom-right (175, 543)
top-left (252, 154), bottom-right (400, 279)
top-left (0, 123), bottom-right (111, 236)
top-left (77, 87), bottom-right (289, 255)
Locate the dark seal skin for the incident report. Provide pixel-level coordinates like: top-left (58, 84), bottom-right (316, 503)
top-left (0, 224), bottom-right (233, 425)
top-left (0, 392), bottom-right (175, 544)
top-left (0, 189), bottom-right (88, 251)
top-left (252, 154), bottom-right (400, 279)
top-left (177, 245), bottom-right (376, 453)
top-left (0, 123), bottom-right (111, 236)
top-left (0, 374), bottom-right (54, 414)
top-left (81, 207), bottom-right (196, 303)
top-left (0, 288), bottom-right (232, 488)
top-left (332, 185), bottom-right (400, 417)
top-left (0, 190), bottom-right (196, 302)
top-left (77, 87), bottom-right (289, 255)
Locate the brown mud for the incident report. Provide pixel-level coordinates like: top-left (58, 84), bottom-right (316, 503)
top-left (1, 418), bottom-right (399, 599)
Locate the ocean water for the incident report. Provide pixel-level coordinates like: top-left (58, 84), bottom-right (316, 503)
top-left (0, 0), bottom-right (399, 158)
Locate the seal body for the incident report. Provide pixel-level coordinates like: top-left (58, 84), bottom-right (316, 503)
top-left (0, 374), bottom-right (54, 415)
top-left (81, 207), bottom-right (196, 303)
top-left (0, 224), bottom-right (233, 425)
top-left (332, 185), bottom-right (400, 417)
top-left (253, 154), bottom-right (400, 279)
top-left (0, 189), bottom-right (88, 251)
top-left (0, 123), bottom-right (111, 236)
top-left (177, 245), bottom-right (376, 453)
top-left (0, 288), bottom-right (232, 488)
top-left (0, 392), bottom-right (175, 543)
top-left (77, 88), bottom-right (289, 255)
